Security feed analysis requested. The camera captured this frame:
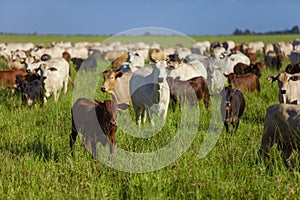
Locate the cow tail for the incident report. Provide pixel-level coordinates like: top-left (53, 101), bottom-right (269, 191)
top-left (68, 75), bottom-right (75, 89)
top-left (203, 81), bottom-right (210, 109)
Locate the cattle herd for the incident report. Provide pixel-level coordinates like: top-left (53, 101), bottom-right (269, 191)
top-left (1, 38), bottom-right (300, 169)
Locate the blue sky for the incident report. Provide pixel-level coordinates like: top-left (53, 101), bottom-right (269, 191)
top-left (0, 0), bottom-right (299, 36)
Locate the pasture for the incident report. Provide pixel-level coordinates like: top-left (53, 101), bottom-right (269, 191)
top-left (1, 34), bottom-right (300, 199)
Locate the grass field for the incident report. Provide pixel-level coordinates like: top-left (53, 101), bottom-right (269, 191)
top-left (1, 34), bottom-right (300, 199)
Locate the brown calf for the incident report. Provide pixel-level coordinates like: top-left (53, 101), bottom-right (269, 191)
top-left (0, 68), bottom-right (27, 90)
top-left (70, 98), bottom-right (118, 158)
top-left (224, 72), bottom-right (260, 93)
top-left (233, 62), bottom-right (264, 78)
top-left (166, 76), bottom-right (210, 110)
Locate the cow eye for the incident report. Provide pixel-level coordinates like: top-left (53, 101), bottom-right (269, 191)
top-left (110, 76), bottom-right (114, 80)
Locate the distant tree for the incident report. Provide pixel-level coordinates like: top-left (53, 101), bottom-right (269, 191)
top-left (233, 28), bottom-right (243, 35)
top-left (290, 25), bottom-right (299, 34)
top-left (244, 29), bottom-right (251, 35)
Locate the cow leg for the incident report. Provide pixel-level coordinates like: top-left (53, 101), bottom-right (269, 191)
top-left (91, 141), bottom-right (98, 159)
top-left (142, 108), bottom-right (147, 124)
top-left (170, 94), bottom-right (177, 111)
top-left (109, 134), bottom-right (116, 161)
top-left (258, 128), bottom-right (274, 169)
top-left (281, 146), bottom-right (293, 169)
top-left (233, 119), bottom-right (240, 134)
top-left (146, 107), bottom-right (154, 126)
top-left (70, 122), bottom-right (78, 156)
top-left (224, 122), bottom-right (229, 133)
top-left (63, 79), bottom-right (68, 93)
top-left (134, 106), bottom-right (141, 125)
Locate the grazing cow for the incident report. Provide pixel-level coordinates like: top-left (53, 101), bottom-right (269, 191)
top-left (130, 61), bottom-right (169, 125)
top-left (0, 68), bottom-right (27, 91)
top-left (167, 76), bottom-right (210, 110)
top-left (70, 98), bottom-right (118, 158)
top-left (101, 69), bottom-right (133, 105)
top-left (15, 67), bottom-right (46, 106)
top-left (168, 60), bottom-right (207, 81)
top-left (233, 62), bottom-right (264, 78)
top-left (264, 51), bottom-right (284, 70)
top-left (268, 72), bottom-right (300, 105)
top-left (224, 73), bottom-right (260, 93)
top-left (258, 104), bottom-right (300, 168)
top-left (220, 86), bottom-right (245, 133)
top-left (285, 63), bottom-right (300, 74)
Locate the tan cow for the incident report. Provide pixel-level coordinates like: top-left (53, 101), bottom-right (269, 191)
top-left (258, 103), bottom-right (300, 168)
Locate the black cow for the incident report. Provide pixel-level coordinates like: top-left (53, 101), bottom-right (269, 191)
top-left (220, 86), bottom-right (246, 133)
top-left (16, 67), bottom-right (46, 107)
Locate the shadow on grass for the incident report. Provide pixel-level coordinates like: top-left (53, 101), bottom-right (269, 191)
top-left (2, 138), bottom-right (60, 162)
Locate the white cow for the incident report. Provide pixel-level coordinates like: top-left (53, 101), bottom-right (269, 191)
top-left (206, 51), bottom-right (250, 93)
top-left (127, 51), bottom-right (145, 68)
top-left (191, 41), bottom-right (211, 55)
top-left (168, 60), bottom-right (207, 81)
top-left (65, 47), bottom-right (89, 59)
top-left (249, 41), bottom-right (264, 53)
top-left (41, 58), bottom-right (70, 102)
top-left (130, 61), bottom-right (169, 125)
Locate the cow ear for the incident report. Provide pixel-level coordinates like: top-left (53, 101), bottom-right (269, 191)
top-left (267, 75), bottom-right (277, 83)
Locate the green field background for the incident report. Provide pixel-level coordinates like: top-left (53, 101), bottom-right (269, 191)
top-left (0, 34), bottom-right (300, 199)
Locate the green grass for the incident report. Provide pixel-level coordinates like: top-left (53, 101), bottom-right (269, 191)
top-left (1, 34), bottom-right (300, 199)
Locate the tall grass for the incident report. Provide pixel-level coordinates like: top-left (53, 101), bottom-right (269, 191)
top-left (0, 35), bottom-right (300, 199)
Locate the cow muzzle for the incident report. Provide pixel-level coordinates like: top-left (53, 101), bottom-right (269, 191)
top-left (100, 86), bottom-right (106, 92)
top-left (280, 89), bottom-right (286, 94)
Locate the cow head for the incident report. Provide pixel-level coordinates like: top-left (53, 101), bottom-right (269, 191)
top-left (269, 72), bottom-right (300, 103)
top-left (223, 73), bottom-right (237, 85)
top-left (101, 69), bottom-right (124, 93)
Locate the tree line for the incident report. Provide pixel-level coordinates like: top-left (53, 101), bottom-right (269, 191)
top-left (233, 25), bottom-right (299, 35)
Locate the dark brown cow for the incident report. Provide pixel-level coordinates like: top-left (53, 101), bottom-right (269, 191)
top-left (233, 62), bottom-right (264, 78)
top-left (70, 98), bottom-right (118, 158)
top-left (220, 86), bottom-right (245, 133)
top-left (224, 73), bottom-right (260, 93)
top-left (166, 76), bottom-right (210, 110)
top-left (258, 104), bottom-right (300, 169)
top-left (0, 68), bottom-right (27, 90)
